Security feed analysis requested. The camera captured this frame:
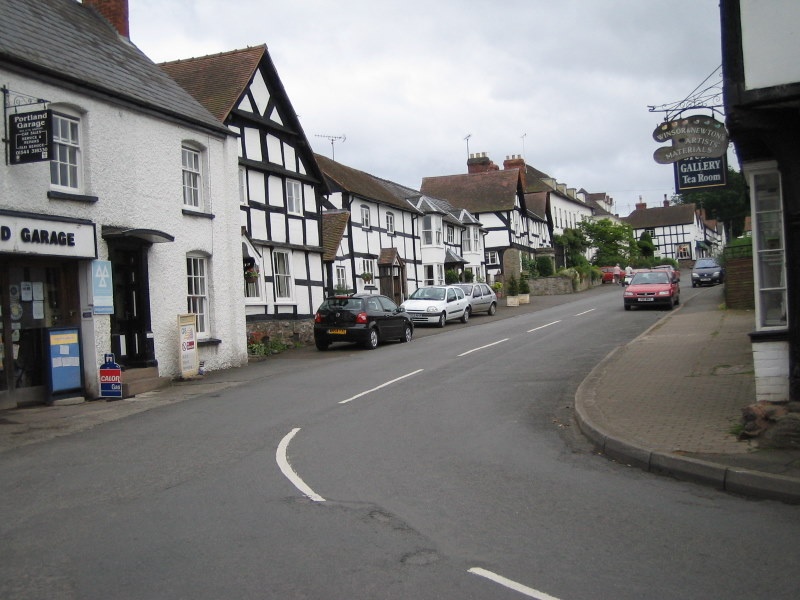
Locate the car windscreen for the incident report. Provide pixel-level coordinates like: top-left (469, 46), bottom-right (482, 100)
top-left (695, 260), bottom-right (717, 268)
top-left (631, 272), bottom-right (670, 285)
top-left (321, 298), bottom-right (364, 311)
top-left (410, 287), bottom-right (445, 300)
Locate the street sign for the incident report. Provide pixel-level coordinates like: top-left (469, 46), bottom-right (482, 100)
top-left (674, 155), bottom-right (728, 192)
top-left (9, 109), bottom-right (52, 164)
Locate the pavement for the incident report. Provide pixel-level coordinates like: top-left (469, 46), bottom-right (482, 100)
top-left (2, 280), bottom-right (799, 504)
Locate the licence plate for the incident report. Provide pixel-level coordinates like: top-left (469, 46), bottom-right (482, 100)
top-left (637, 297), bottom-right (654, 302)
top-left (700, 277), bottom-right (711, 281)
top-left (328, 328), bottom-right (347, 334)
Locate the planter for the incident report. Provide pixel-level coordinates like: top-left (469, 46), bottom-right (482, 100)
top-left (506, 295), bottom-right (519, 307)
top-left (518, 293), bottom-right (530, 305)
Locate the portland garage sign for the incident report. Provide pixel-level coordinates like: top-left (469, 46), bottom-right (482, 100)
top-left (652, 115), bottom-right (729, 192)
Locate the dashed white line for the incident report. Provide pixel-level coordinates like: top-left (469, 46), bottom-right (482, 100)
top-left (468, 568), bottom-right (562, 599)
top-left (527, 320), bottom-right (561, 333)
top-left (574, 308), bottom-right (596, 316)
top-left (276, 428), bottom-right (326, 502)
top-left (338, 368), bottom-right (424, 404)
top-left (457, 338), bottom-right (509, 357)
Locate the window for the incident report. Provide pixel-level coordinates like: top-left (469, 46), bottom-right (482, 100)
top-left (239, 167), bottom-right (247, 204)
top-left (486, 250), bottom-right (499, 265)
top-left (386, 212), bottom-right (395, 234)
top-left (186, 256), bottom-right (209, 336)
top-left (273, 251), bottom-right (293, 300)
top-left (447, 225), bottom-right (455, 244)
top-left (422, 215), bottom-right (442, 245)
top-left (286, 180), bottom-right (302, 215)
top-left (50, 113), bottom-right (81, 189)
top-left (182, 146), bottom-right (201, 208)
top-left (360, 258), bottom-right (375, 279)
top-left (361, 205), bottom-right (371, 229)
top-left (473, 228), bottom-right (481, 252)
top-left (244, 258), bottom-right (261, 300)
top-left (463, 229), bottom-right (473, 252)
top-left (335, 266), bottom-right (347, 290)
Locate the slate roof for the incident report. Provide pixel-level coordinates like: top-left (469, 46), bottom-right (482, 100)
top-left (160, 46), bottom-right (264, 123)
top-left (321, 210), bottom-right (350, 262)
top-left (623, 203), bottom-right (698, 229)
top-left (420, 170), bottom-right (521, 213)
top-left (523, 192), bottom-right (548, 222)
top-left (0, 0), bottom-right (227, 135)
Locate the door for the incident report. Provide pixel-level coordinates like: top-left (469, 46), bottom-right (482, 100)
top-left (109, 243), bottom-right (156, 368)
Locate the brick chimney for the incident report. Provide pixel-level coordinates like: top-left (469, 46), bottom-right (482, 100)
top-left (83, 0), bottom-right (129, 38)
top-left (467, 152), bottom-right (499, 174)
top-left (663, 193), bottom-right (670, 208)
top-left (503, 154), bottom-right (526, 187)
top-left (635, 195), bottom-right (647, 210)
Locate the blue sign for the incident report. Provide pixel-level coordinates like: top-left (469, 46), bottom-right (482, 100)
top-left (92, 260), bottom-right (114, 315)
top-left (46, 327), bottom-right (84, 400)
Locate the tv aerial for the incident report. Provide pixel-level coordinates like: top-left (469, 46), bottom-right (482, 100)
top-left (315, 134), bottom-right (346, 160)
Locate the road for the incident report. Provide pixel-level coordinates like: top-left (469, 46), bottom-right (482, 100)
top-left (1, 284), bottom-right (798, 599)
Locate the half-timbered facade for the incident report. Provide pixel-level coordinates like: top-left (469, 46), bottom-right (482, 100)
top-left (316, 155), bottom-right (482, 302)
top-left (161, 46), bottom-right (329, 344)
top-left (0, 0), bottom-right (247, 407)
top-left (623, 199), bottom-right (722, 264)
top-left (420, 153), bottom-right (549, 282)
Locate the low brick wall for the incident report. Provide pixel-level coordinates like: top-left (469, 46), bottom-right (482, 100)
top-left (246, 319), bottom-right (314, 346)
top-left (724, 256), bottom-right (755, 310)
top-left (528, 276), bottom-right (592, 295)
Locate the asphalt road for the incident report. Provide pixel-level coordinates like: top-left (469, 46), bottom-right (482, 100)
top-left (1, 285), bottom-right (798, 599)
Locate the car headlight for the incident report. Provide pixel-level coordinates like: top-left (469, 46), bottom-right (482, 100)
top-left (426, 306), bottom-right (439, 313)
top-left (692, 272), bottom-right (699, 277)
top-left (623, 291), bottom-right (633, 297)
top-left (713, 271), bottom-right (720, 276)
top-left (657, 290), bottom-right (671, 296)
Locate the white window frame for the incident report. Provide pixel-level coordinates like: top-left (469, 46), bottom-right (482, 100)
top-left (473, 227), bottom-right (481, 252)
top-left (50, 112), bottom-right (81, 191)
top-left (335, 265), bottom-right (347, 290)
top-left (486, 250), bottom-right (499, 265)
top-left (361, 205), bottom-right (371, 229)
top-left (447, 225), bottom-right (455, 244)
top-left (186, 255), bottom-right (209, 337)
top-left (182, 145), bottom-right (202, 208)
top-left (286, 179), bottom-right (302, 215)
top-left (239, 167), bottom-right (247, 204)
top-left (273, 250), bottom-right (294, 302)
top-left (386, 212), bottom-right (395, 234)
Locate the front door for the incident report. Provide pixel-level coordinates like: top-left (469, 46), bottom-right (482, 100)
top-left (108, 243), bottom-right (156, 369)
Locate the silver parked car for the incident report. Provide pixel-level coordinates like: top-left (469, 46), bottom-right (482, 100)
top-left (453, 283), bottom-right (497, 316)
top-left (401, 285), bottom-right (470, 327)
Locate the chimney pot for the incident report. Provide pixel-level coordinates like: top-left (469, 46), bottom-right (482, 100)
top-left (83, 0), bottom-right (129, 38)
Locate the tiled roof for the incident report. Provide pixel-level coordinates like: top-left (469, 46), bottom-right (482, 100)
top-left (523, 192), bottom-right (548, 221)
top-left (420, 170), bottom-right (521, 213)
top-left (160, 46), bottom-right (264, 123)
top-left (623, 203), bottom-right (697, 229)
top-left (315, 154), bottom-right (423, 212)
top-left (0, 0), bottom-right (227, 134)
top-left (321, 210), bottom-right (350, 261)
top-left (378, 247), bottom-right (404, 266)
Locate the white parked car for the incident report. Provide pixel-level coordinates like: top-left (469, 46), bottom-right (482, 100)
top-left (401, 285), bottom-right (470, 327)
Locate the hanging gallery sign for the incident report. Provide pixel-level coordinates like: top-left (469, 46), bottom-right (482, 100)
top-left (9, 109), bottom-right (52, 165)
top-left (674, 155), bottom-right (728, 192)
top-left (652, 115), bottom-right (729, 164)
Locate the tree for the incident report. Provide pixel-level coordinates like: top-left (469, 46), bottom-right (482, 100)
top-left (637, 230), bottom-right (656, 259)
top-left (578, 218), bottom-right (636, 265)
top-left (674, 167), bottom-right (749, 237)
top-left (554, 228), bottom-right (590, 268)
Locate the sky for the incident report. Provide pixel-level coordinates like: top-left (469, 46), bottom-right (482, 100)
top-left (128, 0), bottom-right (729, 217)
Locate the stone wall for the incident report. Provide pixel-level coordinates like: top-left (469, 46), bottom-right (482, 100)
top-left (246, 319), bottom-right (315, 347)
top-left (528, 275), bottom-right (591, 295)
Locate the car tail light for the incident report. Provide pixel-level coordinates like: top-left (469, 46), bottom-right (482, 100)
top-left (355, 311), bottom-right (368, 324)
top-left (314, 312), bottom-right (323, 323)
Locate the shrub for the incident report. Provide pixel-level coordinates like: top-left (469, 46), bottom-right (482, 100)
top-left (463, 270), bottom-right (475, 283)
top-left (507, 275), bottom-right (519, 296)
top-left (536, 256), bottom-right (554, 277)
top-left (518, 275), bottom-right (530, 294)
top-left (445, 269), bottom-right (460, 284)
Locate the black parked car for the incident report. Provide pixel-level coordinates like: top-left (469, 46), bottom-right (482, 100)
top-left (691, 258), bottom-right (725, 287)
top-left (313, 293), bottom-right (413, 350)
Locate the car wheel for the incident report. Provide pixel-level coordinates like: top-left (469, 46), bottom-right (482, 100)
top-left (461, 307), bottom-right (470, 323)
top-left (364, 328), bottom-right (379, 349)
top-left (692, 282), bottom-right (697, 288)
top-left (315, 339), bottom-right (329, 351)
top-left (624, 304), bottom-right (631, 311)
top-left (437, 312), bottom-right (447, 328)
top-left (487, 302), bottom-right (496, 316)
top-left (400, 323), bottom-right (413, 343)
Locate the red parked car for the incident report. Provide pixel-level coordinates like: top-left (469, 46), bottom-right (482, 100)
top-left (623, 269), bottom-right (681, 310)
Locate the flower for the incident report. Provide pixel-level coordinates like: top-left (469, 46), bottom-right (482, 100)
top-left (244, 266), bottom-right (260, 280)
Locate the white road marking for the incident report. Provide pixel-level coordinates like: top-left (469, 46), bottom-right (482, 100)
top-left (468, 568), bottom-right (563, 599)
top-left (527, 320), bottom-right (561, 333)
top-left (338, 369), bottom-right (424, 404)
top-left (574, 308), bottom-right (595, 316)
top-left (276, 428), bottom-right (326, 502)
top-left (457, 338), bottom-right (509, 357)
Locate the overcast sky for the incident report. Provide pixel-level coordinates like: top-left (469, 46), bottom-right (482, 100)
top-left (129, 0), bottom-right (728, 216)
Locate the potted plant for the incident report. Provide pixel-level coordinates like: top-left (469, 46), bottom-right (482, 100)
top-left (244, 265), bottom-right (260, 282)
top-left (518, 273), bottom-right (531, 304)
top-left (360, 272), bottom-right (373, 284)
top-left (491, 281), bottom-right (503, 298)
top-left (506, 275), bottom-right (519, 307)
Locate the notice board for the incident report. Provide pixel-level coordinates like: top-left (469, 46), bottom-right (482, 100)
top-left (46, 327), bottom-right (84, 400)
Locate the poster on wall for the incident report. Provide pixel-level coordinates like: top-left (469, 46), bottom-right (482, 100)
top-left (178, 314), bottom-right (199, 378)
top-left (92, 260), bottom-right (114, 314)
top-left (45, 327), bottom-right (84, 402)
